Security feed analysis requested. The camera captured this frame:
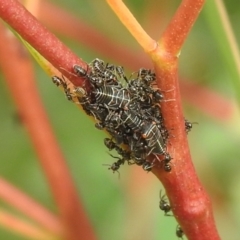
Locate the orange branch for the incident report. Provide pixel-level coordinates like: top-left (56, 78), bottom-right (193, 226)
top-left (106, 0), bottom-right (156, 53)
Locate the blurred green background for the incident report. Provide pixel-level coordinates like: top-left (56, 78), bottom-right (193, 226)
top-left (1, 0), bottom-right (240, 239)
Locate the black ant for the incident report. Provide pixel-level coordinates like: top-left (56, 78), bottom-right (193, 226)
top-left (176, 225), bottom-right (184, 239)
top-left (52, 75), bottom-right (73, 101)
top-left (162, 153), bottom-right (173, 172)
top-left (159, 190), bottom-right (172, 216)
top-left (103, 154), bottom-right (126, 178)
top-left (185, 119), bottom-right (198, 133)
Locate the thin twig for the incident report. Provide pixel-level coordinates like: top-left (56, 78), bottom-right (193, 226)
top-left (106, 0), bottom-right (157, 53)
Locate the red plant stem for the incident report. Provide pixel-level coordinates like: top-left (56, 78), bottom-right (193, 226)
top-left (0, 178), bottom-right (62, 236)
top-left (149, 1), bottom-right (220, 239)
top-left (0, 23), bottom-right (96, 240)
top-left (106, 0), bottom-right (220, 238)
top-left (159, 0), bottom-right (205, 56)
top-left (39, 1), bottom-right (233, 122)
top-left (38, 0), bottom-right (151, 70)
top-left (0, 0), bottom-right (221, 238)
top-left (152, 62), bottom-right (220, 240)
top-left (0, 209), bottom-right (56, 240)
top-left (0, 0), bottom-right (85, 86)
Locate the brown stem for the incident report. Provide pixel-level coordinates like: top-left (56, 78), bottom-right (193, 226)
top-left (0, 21), bottom-right (96, 240)
top-left (0, 0), bottom-right (86, 86)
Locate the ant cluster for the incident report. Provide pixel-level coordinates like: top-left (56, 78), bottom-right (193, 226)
top-left (159, 190), bottom-right (185, 239)
top-left (52, 58), bottom-right (192, 174)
